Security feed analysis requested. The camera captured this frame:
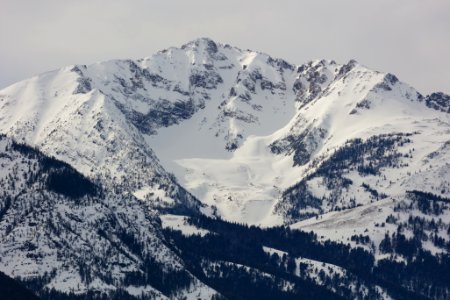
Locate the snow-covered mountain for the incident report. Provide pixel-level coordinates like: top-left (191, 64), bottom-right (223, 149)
top-left (0, 38), bottom-right (449, 299)
top-left (2, 38), bottom-right (447, 225)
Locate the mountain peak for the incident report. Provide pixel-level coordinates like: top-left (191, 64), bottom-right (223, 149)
top-left (181, 37), bottom-right (219, 53)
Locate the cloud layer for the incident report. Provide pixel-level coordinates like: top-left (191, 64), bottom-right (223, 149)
top-left (1, 0), bottom-right (449, 94)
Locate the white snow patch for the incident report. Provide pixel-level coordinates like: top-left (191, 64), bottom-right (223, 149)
top-left (160, 214), bottom-right (210, 237)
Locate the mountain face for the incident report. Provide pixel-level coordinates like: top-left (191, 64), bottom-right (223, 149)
top-left (0, 134), bottom-right (218, 299)
top-left (1, 38), bottom-right (448, 226)
top-left (0, 38), bottom-right (449, 299)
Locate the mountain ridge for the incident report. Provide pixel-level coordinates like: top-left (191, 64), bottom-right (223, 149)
top-left (0, 38), bottom-right (449, 226)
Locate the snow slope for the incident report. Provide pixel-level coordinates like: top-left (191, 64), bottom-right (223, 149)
top-left (172, 60), bottom-right (450, 225)
top-left (0, 38), bottom-right (298, 216)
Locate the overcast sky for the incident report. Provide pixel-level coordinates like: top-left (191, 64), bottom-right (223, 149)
top-left (1, 0), bottom-right (449, 94)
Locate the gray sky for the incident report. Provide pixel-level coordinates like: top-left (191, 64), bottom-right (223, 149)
top-left (1, 0), bottom-right (449, 94)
